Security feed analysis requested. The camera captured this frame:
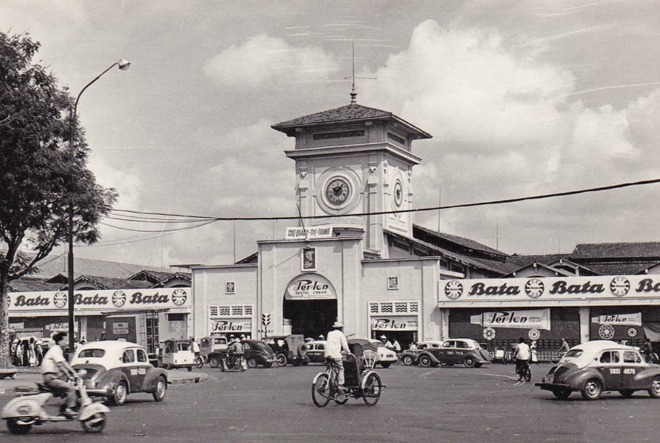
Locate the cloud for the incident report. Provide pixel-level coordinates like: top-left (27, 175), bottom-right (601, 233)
top-left (356, 19), bottom-right (660, 253)
top-left (204, 34), bottom-right (340, 88)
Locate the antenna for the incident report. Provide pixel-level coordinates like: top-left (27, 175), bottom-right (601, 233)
top-left (345, 41), bottom-right (376, 104)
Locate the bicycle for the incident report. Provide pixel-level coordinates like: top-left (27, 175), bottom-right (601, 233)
top-left (311, 352), bottom-right (382, 407)
top-left (515, 359), bottom-right (531, 382)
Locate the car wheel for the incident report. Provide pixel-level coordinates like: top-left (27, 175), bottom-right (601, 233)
top-left (619, 389), bottom-right (635, 398)
top-left (418, 355), bottom-right (431, 368)
top-left (247, 357), bottom-right (258, 368)
top-left (209, 356), bottom-right (220, 368)
top-left (276, 354), bottom-right (288, 367)
top-left (110, 380), bottom-right (128, 406)
top-left (552, 388), bottom-right (571, 400)
top-left (380, 363), bottom-right (391, 368)
top-left (152, 375), bottom-right (167, 402)
top-left (464, 357), bottom-right (476, 368)
top-left (402, 355), bottom-right (414, 366)
top-left (648, 376), bottom-right (660, 398)
top-left (581, 379), bottom-right (602, 400)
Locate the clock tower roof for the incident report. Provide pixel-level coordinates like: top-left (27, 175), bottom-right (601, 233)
top-left (271, 103), bottom-right (432, 140)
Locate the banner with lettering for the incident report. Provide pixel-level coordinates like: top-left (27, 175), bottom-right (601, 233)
top-left (8, 287), bottom-right (191, 314)
top-left (285, 274), bottom-right (336, 300)
top-left (210, 318), bottom-right (252, 334)
top-left (371, 316), bottom-right (418, 331)
top-left (440, 275), bottom-right (660, 306)
top-left (591, 313), bottom-right (642, 326)
top-left (470, 309), bottom-right (551, 330)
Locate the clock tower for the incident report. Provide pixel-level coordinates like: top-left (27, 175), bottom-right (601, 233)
top-left (271, 102), bottom-right (431, 256)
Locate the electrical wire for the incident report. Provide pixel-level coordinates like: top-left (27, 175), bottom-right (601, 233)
top-left (108, 177), bottom-right (660, 222)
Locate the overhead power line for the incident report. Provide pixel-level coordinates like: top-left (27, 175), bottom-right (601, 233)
top-left (109, 177), bottom-right (660, 222)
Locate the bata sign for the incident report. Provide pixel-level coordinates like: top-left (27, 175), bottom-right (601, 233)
top-left (470, 309), bottom-right (551, 330)
top-left (285, 274), bottom-right (336, 300)
top-left (8, 288), bottom-right (190, 313)
top-left (371, 316), bottom-right (418, 331)
top-left (440, 275), bottom-right (660, 305)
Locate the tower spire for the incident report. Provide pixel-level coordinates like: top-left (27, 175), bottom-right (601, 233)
top-left (350, 41), bottom-right (357, 104)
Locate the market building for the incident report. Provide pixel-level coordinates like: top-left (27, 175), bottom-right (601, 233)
top-left (191, 97), bottom-right (660, 354)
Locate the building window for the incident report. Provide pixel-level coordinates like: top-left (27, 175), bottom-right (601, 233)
top-left (226, 281), bottom-right (236, 294)
top-left (387, 276), bottom-right (399, 290)
top-left (168, 313), bottom-right (185, 322)
top-left (370, 301), bottom-right (418, 314)
top-left (210, 305), bottom-right (254, 318)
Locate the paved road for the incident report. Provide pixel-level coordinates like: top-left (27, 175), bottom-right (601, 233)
top-left (0, 363), bottom-right (657, 442)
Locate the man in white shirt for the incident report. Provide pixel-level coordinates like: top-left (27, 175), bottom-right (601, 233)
top-left (41, 332), bottom-right (79, 417)
top-left (513, 337), bottom-right (531, 380)
top-left (324, 322), bottom-right (350, 387)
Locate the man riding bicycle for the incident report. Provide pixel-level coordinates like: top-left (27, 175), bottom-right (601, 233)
top-left (642, 337), bottom-right (654, 362)
top-left (324, 321), bottom-right (350, 390)
top-left (513, 337), bottom-right (530, 379)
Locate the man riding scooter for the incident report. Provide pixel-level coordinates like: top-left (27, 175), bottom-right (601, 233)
top-left (41, 332), bottom-right (80, 418)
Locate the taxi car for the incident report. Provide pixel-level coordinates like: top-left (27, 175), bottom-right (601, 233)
top-left (400, 340), bottom-right (444, 366)
top-left (71, 340), bottom-right (168, 406)
top-left (417, 338), bottom-right (490, 368)
top-left (304, 340), bottom-right (327, 364)
top-left (368, 339), bottom-right (398, 368)
top-left (536, 340), bottom-right (660, 400)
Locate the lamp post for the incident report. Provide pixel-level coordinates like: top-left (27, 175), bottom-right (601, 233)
top-left (68, 59), bottom-right (130, 356)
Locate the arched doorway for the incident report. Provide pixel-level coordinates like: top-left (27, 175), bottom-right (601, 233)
top-left (283, 299), bottom-right (337, 338)
top-left (283, 274), bottom-right (337, 339)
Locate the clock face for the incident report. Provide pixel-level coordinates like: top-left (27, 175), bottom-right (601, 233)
top-left (393, 180), bottom-right (403, 207)
top-left (325, 178), bottom-right (350, 205)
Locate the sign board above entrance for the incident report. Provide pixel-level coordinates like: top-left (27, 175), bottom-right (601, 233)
top-left (470, 309), bottom-right (551, 330)
top-left (440, 275), bottom-right (660, 306)
top-left (285, 274), bottom-right (336, 300)
top-left (8, 287), bottom-right (191, 314)
top-left (285, 225), bottom-right (333, 240)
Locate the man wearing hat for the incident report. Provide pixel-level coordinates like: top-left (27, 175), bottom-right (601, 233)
top-left (380, 335), bottom-right (394, 351)
top-left (324, 321), bottom-right (350, 389)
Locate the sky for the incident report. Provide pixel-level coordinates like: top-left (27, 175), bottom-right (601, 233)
top-left (3, 0), bottom-right (660, 269)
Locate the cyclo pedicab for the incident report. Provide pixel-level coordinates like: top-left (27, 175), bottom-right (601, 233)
top-left (311, 338), bottom-right (383, 407)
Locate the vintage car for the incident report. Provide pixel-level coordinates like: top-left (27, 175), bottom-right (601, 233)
top-left (304, 340), bottom-right (327, 364)
top-left (368, 339), bottom-right (398, 368)
top-left (157, 339), bottom-right (195, 371)
top-left (417, 338), bottom-right (490, 368)
top-left (71, 340), bottom-right (168, 406)
top-left (264, 335), bottom-right (309, 366)
top-left (535, 340), bottom-right (660, 400)
top-left (400, 340), bottom-right (444, 366)
top-left (207, 339), bottom-right (275, 369)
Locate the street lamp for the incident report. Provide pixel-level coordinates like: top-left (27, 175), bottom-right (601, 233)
top-left (68, 59), bottom-right (130, 356)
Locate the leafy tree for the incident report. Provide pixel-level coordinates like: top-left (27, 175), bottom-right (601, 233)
top-left (0, 32), bottom-right (117, 368)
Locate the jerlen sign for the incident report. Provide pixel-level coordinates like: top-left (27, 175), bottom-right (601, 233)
top-left (285, 274), bottom-right (336, 300)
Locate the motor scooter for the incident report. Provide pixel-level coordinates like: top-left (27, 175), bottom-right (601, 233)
top-left (1, 370), bottom-right (109, 434)
top-left (221, 352), bottom-right (246, 372)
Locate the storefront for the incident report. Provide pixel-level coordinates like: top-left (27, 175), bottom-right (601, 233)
top-left (439, 275), bottom-right (660, 354)
top-left (368, 301), bottom-right (420, 348)
top-left (8, 287), bottom-right (192, 354)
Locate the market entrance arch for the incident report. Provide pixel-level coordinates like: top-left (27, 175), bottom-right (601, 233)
top-left (283, 274), bottom-right (337, 339)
